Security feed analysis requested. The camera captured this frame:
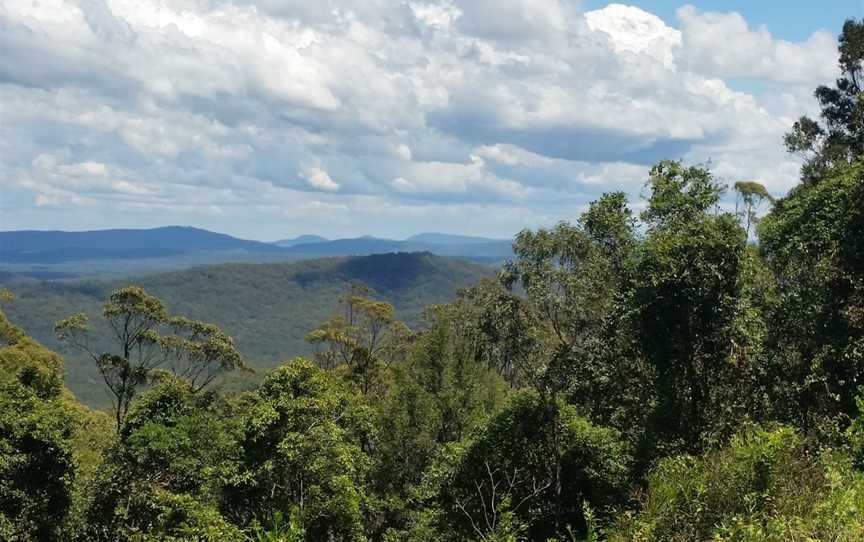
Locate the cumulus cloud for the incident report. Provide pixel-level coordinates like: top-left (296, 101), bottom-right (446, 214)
top-left (301, 167), bottom-right (340, 192)
top-left (675, 5), bottom-right (838, 84)
top-left (585, 3), bottom-right (681, 69)
top-left (0, 0), bottom-right (839, 237)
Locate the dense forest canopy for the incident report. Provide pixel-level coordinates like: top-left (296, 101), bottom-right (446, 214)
top-left (2, 252), bottom-right (493, 407)
top-left (3, 18), bottom-right (864, 542)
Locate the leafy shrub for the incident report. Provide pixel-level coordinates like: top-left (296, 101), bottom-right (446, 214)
top-left (610, 426), bottom-right (864, 541)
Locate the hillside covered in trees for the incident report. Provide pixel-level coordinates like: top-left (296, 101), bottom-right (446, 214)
top-left (2, 252), bottom-right (493, 406)
top-left (4, 17), bottom-right (864, 542)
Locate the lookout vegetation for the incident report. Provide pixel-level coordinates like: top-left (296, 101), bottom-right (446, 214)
top-left (4, 18), bottom-right (864, 542)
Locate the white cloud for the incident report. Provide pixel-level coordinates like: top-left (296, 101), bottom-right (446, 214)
top-left (301, 167), bottom-right (340, 192)
top-left (675, 5), bottom-right (838, 84)
top-left (585, 3), bottom-right (681, 69)
top-left (473, 144), bottom-right (555, 167)
top-left (410, 1), bottom-right (462, 32)
top-left (0, 0), bottom-right (838, 237)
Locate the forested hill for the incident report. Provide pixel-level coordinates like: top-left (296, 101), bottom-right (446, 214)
top-left (0, 226), bottom-right (513, 281)
top-left (3, 252), bottom-right (493, 406)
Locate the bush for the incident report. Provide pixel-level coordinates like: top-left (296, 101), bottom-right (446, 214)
top-left (610, 425), bottom-right (864, 541)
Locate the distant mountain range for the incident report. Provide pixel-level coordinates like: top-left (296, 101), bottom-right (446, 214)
top-left (0, 227), bottom-right (513, 281)
top-left (279, 238), bottom-right (512, 261)
top-left (405, 233), bottom-right (507, 245)
top-left (0, 226), bottom-right (281, 263)
top-left (272, 234), bottom-right (329, 247)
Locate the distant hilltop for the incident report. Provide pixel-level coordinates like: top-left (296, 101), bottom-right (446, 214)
top-left (0, 226), bottom-right (513, 281)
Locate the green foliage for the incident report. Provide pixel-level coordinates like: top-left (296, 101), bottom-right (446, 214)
top-left (759, 159), bottom-right (864, 431)
top-left (55, 286), bottom-right (168, 429)
top-left (733, 181), bottom-right (774, 204)
top-left (78, 377), bottom-right (242, 540)
top-left (418, 391), bottom-right (629, 541)
top-left (0, 377), bottom-right (77, 541)
top-left (456, 279), bottom-right (548, 387)
top-left (505, 223), bottom-right (612, 356)
top-left (641, 160), bottom-right (725, 227)
top-left (0, 309), bottom-right (78, 541)
top-left (733, 181), bottom-right (774, 238)
top-left (784, 19), bottom-right (864, 180)
top-left (370, 304), bottom-right (508, 534)
top-left (55, 286), bottom-right (245, 429)
top-left (579, 191), bottom-right (637, 274)
top-left (610, 426), bottom-right (864, 542)
top-left (5, 253), bottom-right (492, 407)
top-left (306, 284), bottom-right (409, 395)
top-left (161, 316), bottom-right (248, 392)
top-left (404, 304), bottom-right (508, 444)
top-left (230, 358), bottom-right (371, 541)
top-left (249, 509), bottom-right (306, 542)
top-left (634, 160), bottom-right (752, 453)
top-left (499, 192), bottom-right (644, 435)
top-left (111, 489), bottom-right (244, 542)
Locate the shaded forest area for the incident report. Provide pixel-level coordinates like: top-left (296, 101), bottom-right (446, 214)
top-left (3, 18), bottom-right (864, 542)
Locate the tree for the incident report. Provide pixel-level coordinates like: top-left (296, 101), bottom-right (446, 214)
top-left (79, 376), bottom-right (244, 541)
top-left (455, 279), bottom-right (547, 388)
top-left (307, 284), bottom-right (410, 395)
top-left (373, 304), bottom-right (507, 494)
top-left (0, 304), bottom-right (77, 541)
top-left (502, 221), bottom-right (617, 397)
top-left (633, 161), bottom-right (751, 453)
top-left (579, 191), bottom-right (637, 276)
top-left (609, 426), bottom-right (864, 542)
top-left (229, 358), bottom-right (371, 541)
top-left (0, 379), bottom-right (77, 542)
top-left (55, 286), bottom-right (244, 430)
top-left (55, 286), bottom-right (167, 430)
top-left (96, 488), bottom-right (244, 542)
top-left (420, 392), bottom-right (629, 541)
top-left (160, 316), bottom-right (247, 393)
top-left (759, 159), bottom-right (864, 432)
top-left (784, 19), bottom-right (864, 180)
top-left (733, 180), bottom-right (774, 238)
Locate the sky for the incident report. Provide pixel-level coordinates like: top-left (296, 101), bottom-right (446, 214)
top-left (0, 1), bottom-right (860, 241)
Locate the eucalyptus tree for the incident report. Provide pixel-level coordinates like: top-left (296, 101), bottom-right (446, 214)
top-left (55, 286), bottom-right (167, 430)
top-left (784, 19), bottom-right (864, 180)
top-left (762, 20), bottom-right (864, 432)
top-left (419, 391), bottom-right (629, 541)
top-left (495, 193), bottom-right (641, 419)
top-left (230, 358), bottom-right (371, 541)
top-left (306, 284), bottom-right (410, 395)
top-left (456, 278), bottom-right (547, 388)
top-left (733, 180), bottom-right (774, 238)
top-left (55, 286), bottom-right (244, 430)
top-left (160, 316), bottom-right (247, 393)
top-left (502, 221), bottom-right (617, 399)
top-left (79, 376), bottom-right (244, 541)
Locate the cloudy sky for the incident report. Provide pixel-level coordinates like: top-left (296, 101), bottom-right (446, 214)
top-left (0, 1), bottom-right (859, 240)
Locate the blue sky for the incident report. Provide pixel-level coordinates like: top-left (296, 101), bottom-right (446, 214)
top-left (0, 1), bottom-right (856, 240)
top-left (584, 1), bottom-right (862, 41)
